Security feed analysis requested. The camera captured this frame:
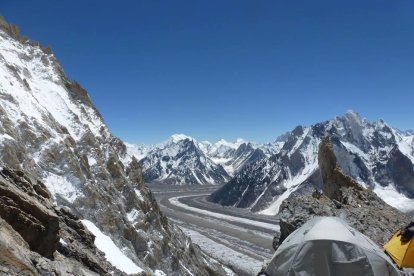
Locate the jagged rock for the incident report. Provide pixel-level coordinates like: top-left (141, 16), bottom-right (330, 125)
top-left (126, 157), bottom-right (145, 189)
top-left (0, 167), bottom-right (59, 259)
top-left (64, 80), bottom-right (103, 119)
top-left (0, 164), bottom-right (127, 275)
top-left (275, 137), bottom-right (411, 249)
top-left (0, 216), bottom-right (38, 275)
top-left (319, 136), bottom-right (362, 201)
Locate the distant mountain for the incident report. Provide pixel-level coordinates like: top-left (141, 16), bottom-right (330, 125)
top-left (127, 134), bottom-right (281, 185)
top-left (138, 134), bottom-right (231, 185)
top-left (125, 142), bottom-right (155, 160)
top-left (209, 111), bottom-right (414, 215)
top-left (198, 138), bottom-right (282, 176)
top-left (402, 129), bottom-right (414, 136)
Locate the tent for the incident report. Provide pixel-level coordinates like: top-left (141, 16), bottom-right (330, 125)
top-left (263, 217), bottom-right (400, 276)
top-left (384, 230), bottom-right (414, 268)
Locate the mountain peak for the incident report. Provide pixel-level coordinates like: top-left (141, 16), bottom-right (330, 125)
top-left (170, 133), bottom-right (193, 142)
top-left (216, 138), bottom-right (245, 149)
top-left (344, 109), bottom-right (363, 123)
top-left (330, 110), bottom-right (367, 131)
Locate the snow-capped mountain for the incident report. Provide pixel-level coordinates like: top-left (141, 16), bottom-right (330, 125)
top-left (138, 134), bottom-right (231, 185)
top-left (209, 111), bottom-right (414, 215)
top-left (125, 142), bottom-right (155, 160)
top-left (201, 139), bottom-right (277, 177)
top-left (0, 18), bottom-right (226, 275)
top-left (199, 138), bottom-right (252, 176)
top-left (127, 134), bottom-right (281, 184)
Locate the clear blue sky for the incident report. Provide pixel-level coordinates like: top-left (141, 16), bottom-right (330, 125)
top-left (2, 1), bottom-right (414, 143)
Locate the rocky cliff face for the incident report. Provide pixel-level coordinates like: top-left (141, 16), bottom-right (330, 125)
top-left (0, 163), bottom-right (123, 275)
top-left (275, 137), bottom-right (411, 250)
top-left (0, 17), bottom-right (226, 275)
top-left (209, 111), bottom-right (414, 215)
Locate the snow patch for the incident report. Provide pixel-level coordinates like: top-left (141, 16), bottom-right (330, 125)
top-left (88, 155), bottom-right (97, 166)
top-left (134, 189), bottom-right (145, 201)
top-left (126, 209), bottom-right (140, 222)
top-left (373, 185), bottom-right (414, 213)
top-left (81, 220), bottom-right (144, 274)
top-left (0, 133), bottom-right (14, 142)
top-left (170, 133), bottom-right (193, 142)
top-left (59, 238), bottom-right (67, 246)
top-left (42, 173), bottom-right (82, 203)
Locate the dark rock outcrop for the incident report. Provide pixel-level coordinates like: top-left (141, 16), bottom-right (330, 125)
top-left (318, 136), bottom-right (362, 201)
top-left (0, 163), bottom-right (127, 275)
top-left (0, 168), bottom-right (59, 259)
top-left (275, 137), bottom-right (411, 249)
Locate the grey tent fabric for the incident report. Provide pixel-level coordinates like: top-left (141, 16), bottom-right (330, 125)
top-left (264, 217), bottom-right (400, 276)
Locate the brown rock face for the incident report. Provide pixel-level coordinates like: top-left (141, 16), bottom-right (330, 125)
top-left (318, 136), bottom-right (362, 201)
top-left (0, 167), bottom-right (59, 259)
top-left (0, 217), bottom-right (38, 276)
top-left (0, 164), bottom-right (128, 275)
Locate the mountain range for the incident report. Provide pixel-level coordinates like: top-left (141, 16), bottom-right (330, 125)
top-left (127, 111), bottom-right (414, 216)
top-left (209, 111), bottom-right (414, 215)
top-left (126, 134), bottom-right (281, 185)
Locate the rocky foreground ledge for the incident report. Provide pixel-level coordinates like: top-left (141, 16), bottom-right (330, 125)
top-left (0, 163), bottom-right (128, 275)
top-left (274, 137), bottom-right (411, 250)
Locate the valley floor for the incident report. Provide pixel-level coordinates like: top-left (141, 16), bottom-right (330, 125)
top-left (150, 184), bottom-right (280, 276)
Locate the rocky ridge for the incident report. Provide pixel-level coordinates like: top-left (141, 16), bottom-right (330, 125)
top-left (0, 17), bottom-right (227, 275)
top-left (209, 111), bottom-right (414, 215)
top-left (275, 137), bottom-right (411, 250)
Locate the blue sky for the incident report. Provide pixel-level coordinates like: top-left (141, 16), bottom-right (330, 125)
top-left (2, 1), bottom-right (414, 143)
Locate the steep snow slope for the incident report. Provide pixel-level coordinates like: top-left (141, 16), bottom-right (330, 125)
top-left (0, 19), bottom-right (227, 275)
top-left (210, 111), bottom-right (414, 215)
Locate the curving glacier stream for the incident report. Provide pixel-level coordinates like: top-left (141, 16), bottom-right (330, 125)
top-left (151, 184), bottom-right (280, 275)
